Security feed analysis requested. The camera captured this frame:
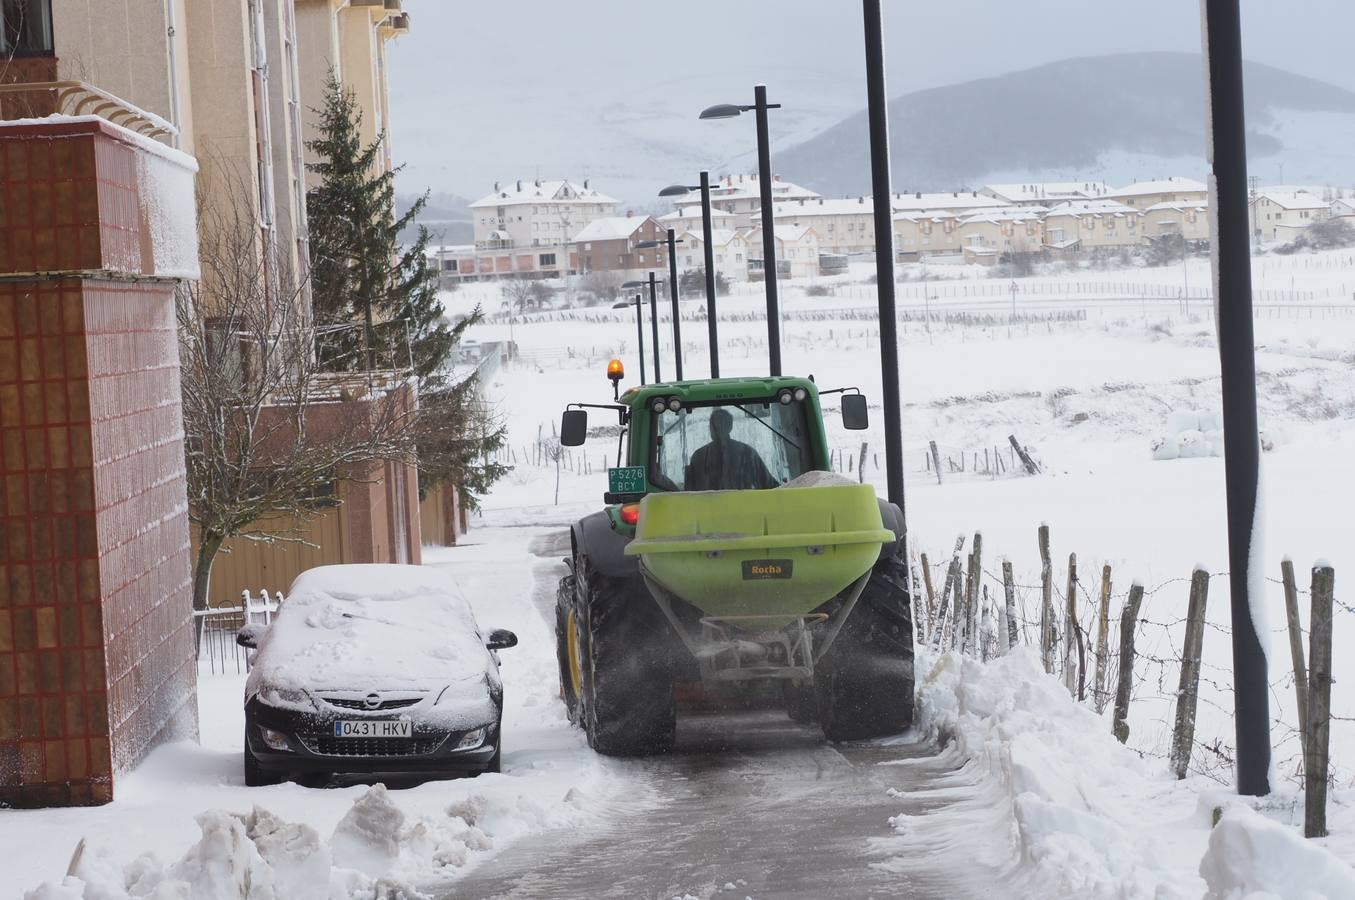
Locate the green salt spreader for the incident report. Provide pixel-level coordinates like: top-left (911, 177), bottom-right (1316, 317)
top-left (554, 360), bottom-right (914, 755)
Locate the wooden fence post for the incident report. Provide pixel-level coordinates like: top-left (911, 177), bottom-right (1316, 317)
top-left (910, 561), bottom-right (927, 643)
top-left (920, 552), bottom-right (937, 640)
top-left (1281, 559), bottom-right (1308, 759)
top-left (1064, 552), bottom-right (1081, 698)
top-left (1039, 524), bottom-right (1056, 674)
top-left (963, 533), bottom-right (983, 655)
top-left (932, 536), bottom-right (964, 650)
top-left (1095, 564), bottom-right (1112, 712)
top-left (1305, 565), bottom-right (1335, 839)
top-left (1009, 434), bottom-right (1040, 475)
top-left (929, 440), bottom-right (943, 485)
top-left (1003, 560), bottom-right (1019, 649)
top-left (1112, 583), bottom-right (1145, 744)
top-left (1169, 568), bottom-right (1210, 779)
top-left (858, 441), bottom-right (869, 484)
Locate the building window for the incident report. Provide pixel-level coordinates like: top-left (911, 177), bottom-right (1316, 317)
top-left (1, 0), bottom-right (53, 56)
top-left (443, 259), bottom-right (458, 272)
top-left (539, 253), bottom-right (556, 266)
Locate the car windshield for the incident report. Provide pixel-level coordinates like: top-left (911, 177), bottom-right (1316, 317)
top-left (650, 399), bottom-right (815, 491)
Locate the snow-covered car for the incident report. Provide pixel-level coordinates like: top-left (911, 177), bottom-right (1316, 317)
top-left (237, 564), bottom-right (517, 786)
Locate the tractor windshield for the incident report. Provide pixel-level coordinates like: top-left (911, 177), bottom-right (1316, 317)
top-left (650, 400), bottom-right (815, 491)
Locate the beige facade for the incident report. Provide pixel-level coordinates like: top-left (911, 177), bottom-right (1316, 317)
top-left (746, 225), bottom-right (822, 279)
top-left (677, 229), bottom-right (751, 283)
top-left (1144, 201), bottom-right (1210, 243)
top-left (1249, 190), bottom-right (1329, 243)
top-left (673, 173), bottom-right (820, 227)
top-left (955, 210), bottom-right (1045, 265)
top-left (1042, 200), bottom-right (1142, 251)
top-left (893, 212), bottom-right (964, 260)
top-left (658, 205), bottom-right (742, 236)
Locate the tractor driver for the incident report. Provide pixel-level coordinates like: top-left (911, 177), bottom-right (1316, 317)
top-left (684, 407), bottom-right (778, 491)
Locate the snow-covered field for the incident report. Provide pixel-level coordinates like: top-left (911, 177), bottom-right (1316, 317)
top-left (10, 248), bottom-right (1355, 898)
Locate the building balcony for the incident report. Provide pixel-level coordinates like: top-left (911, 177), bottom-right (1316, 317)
top-left (0, 79), bottom-right (177, 143)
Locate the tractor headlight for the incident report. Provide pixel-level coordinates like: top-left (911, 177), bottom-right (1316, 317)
top-left (667, 397), bottom-right (682, 412)
top-left (777, 389), bottom-right (794, 405)
top-left (650, 397), bottom-right (667, 413)
top-left (793, 387), bottom-right (808, 401)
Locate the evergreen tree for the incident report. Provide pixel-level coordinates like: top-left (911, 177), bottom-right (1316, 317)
top-left (306, 71), bottom-right (508, 504)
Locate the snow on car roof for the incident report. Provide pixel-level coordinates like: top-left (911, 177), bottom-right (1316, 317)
top-left (253, 565), bottom-right (490, 691)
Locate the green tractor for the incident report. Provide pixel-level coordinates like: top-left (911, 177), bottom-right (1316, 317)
top-left (555, 360), bottom-right (914, 755)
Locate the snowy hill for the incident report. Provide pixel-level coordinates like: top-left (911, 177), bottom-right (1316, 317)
top-left (776, 52), bottom-right (1355, 195)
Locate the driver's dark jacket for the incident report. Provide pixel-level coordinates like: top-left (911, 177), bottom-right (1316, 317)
top-left (683, 438), bottom-right (777, 490)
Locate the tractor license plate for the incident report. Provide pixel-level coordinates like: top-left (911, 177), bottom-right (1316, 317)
top-left (333, 720), bottom-right (411, 738)
top-left (608, 466), bottom-right (647, 494)
top-left (742, 559), bottom-right (794, 580)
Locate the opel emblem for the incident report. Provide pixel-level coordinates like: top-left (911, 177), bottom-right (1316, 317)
top-left (363, 692), bottom-right (382, 710)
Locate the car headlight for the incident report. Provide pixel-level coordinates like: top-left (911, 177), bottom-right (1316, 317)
top-left (455, 726), bottom-right (489, 750)
top-left (259, 686), bottom-right (315, 711)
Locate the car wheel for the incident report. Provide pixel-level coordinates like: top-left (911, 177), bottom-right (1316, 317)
top-left (243, 733), bottom-right (283, 787)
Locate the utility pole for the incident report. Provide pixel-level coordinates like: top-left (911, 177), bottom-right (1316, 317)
top-left (862, 0), bottom-right (907, 515)
top-left (754, 85), bottom-right (782, 376)
top-left (1202, 0), bottom-right (1271, 797)
top-left (701, 171), bottom-right (719, 377)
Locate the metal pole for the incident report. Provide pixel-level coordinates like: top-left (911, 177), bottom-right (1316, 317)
top-left (1202, 0), bottom-right (1270, 797)
top-left (754, 84), bottom-right (781, 376)
top-left (667, 228), bottom-right (683, 381)
top-left (648, 271), bottom-right (662, 383)
top-left (635, 293), bottom-right (646, 386)
top-left (862, 0), bottom-right (906, 513)
top-left (701, 170), bottom-right (719, 377)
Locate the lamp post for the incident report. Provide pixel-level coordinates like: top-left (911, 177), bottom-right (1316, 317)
top-left (622, 277), bottom-right (664, 383)
top-left (1202, 0), bottom-right (1270, 797)
top-left (701, 87), bottom-right (783, 376)
top-left (630, 292), bottom-right (646, 386)
top-left (660, 175), bottom-right (719, 377)
top-left (636, 232), bottom-right (685, 381)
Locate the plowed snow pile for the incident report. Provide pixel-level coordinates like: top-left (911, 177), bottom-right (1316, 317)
top-left (905, 648), bottom-right (1355, 900)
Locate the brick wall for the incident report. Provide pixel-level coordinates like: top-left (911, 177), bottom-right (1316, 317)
top-left (0, 119), bottom-right (198, 807)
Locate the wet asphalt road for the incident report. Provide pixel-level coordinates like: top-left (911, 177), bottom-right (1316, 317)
top-left (437, 532), bottom-right (1010, 900)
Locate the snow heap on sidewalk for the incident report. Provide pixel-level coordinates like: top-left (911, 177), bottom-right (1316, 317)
top-left (912, 648), bottom-right (1355, 900)
top-left (22, 781), bottom-right (593, 900)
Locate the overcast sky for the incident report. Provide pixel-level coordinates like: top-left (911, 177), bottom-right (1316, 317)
top-left (387, 1), bottom-right (1355, 204)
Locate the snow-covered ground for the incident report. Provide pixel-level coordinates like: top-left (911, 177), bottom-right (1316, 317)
top-left (10, 248), bottom-right (1355, 898)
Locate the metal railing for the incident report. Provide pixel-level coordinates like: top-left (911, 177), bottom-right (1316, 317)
top-left (0, 80), bottom-right (177, 141)
top-left (194, 589), bottom-right (282, 675)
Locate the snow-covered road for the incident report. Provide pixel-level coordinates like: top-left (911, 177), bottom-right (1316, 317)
top-left (442, 531), bottom-right (1008, 900)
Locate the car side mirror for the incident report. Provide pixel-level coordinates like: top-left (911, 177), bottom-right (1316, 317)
top-left (236, 623), bottom-right (268, 649)
top-left (486, 628), bottom-right (518, 650)
top-left (842, 394), bottom-right (869, 431)
top-left (561, 409), bottom-right (588, 447)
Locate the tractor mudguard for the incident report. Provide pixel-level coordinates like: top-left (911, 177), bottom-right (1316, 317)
top-left (572, 509), bottom-right (640, 578)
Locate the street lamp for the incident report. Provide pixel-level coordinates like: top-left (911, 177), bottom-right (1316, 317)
top-left (636, 231), bottom-right (685, 381)
top-left (622, 276), bottom-right (664, 382)
top-left (617, 292), bottom-right (646, 386)
top-left (701, 85), bottom-right (784, 376)
top-left (660, 174), bottom-right (720, 377)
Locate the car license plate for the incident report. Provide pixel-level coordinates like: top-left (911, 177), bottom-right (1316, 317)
top-left (333, 720), bottom-right (412, 738)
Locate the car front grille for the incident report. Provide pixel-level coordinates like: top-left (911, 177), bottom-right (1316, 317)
top-left (321, 697), bottom-right (422, 711)
top-left (301, 735), bottom-right (447, 757)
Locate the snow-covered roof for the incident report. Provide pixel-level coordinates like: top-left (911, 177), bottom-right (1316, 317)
top-left (770, 198), bottom-right (876, 217)
top-left (1045, 199), bottom-right (1138, 218)
top-left (658, 206), bottom-right (741, 225)
top-left (893, 192), bottom-right (1007, 213)
top-left (1254, 190), bottom-right (1327, 211)
top-left (679, 227), bottom-right (745, 247)
top-left (1144, 200), bottom-right (1209, 213)
top-left (1106, 178), bottom-right (1207, 198)
top-left (982, 182), bottom-right (1110, 203)
top-left (960, 208), bottom-right (1047, 225)
top-left (569, 215), bottom-right (652, 243)
top-left (773, 224), bottom-right (818, 242)
top-left (470, 179), bottom-right (618, 209)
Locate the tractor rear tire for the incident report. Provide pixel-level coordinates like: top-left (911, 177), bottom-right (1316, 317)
top-left (815, 543), bottom-right (915, 742)
top-left (782, 680), bottom-right (818, 725)
top-left (555, 571), bottom-right (580, 724)
top-left (574, 556), bottom-right (676, 756)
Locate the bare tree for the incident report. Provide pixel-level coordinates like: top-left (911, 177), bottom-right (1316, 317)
top-left (179, 188), bottom-right (418, 610)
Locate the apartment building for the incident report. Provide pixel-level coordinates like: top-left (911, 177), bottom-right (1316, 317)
top-left (469, 179), bottom-right (618, 250)
top-left (893, 191), bottom-right (1009, 217)
top-left (1144, 200), bottom-right (1210, 244)
top-left (658, 204), bottom-right (742, 236)
top-left (676, 228), bottom-right (752, 283)
top-left (569, 215), bottom-right (670, 281)
top-left (746, 224), bottom-right (822, 280)
top-left (893, 212), bottom-right (965, 261)
top-left (1332, 196), bottom-right (1355, 220)
top-left (1250, 190), bottom-right (1330, 243)
top-left (1042, 200), bottom-right (1142, 252)
top-left (1106, 177), bottom-right (1208, 209)
top-left (955, 208), bottom-right (1046, 265)
top-left (769, 197), bottom-right (877, 255)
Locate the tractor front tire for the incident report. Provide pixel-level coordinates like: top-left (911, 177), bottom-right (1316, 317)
top-left (815, 543), bottom-right (915, 742)
top-left (574, 556), bottom-right (676, 756)
top-left (555, 571), bottom-right (581, 724)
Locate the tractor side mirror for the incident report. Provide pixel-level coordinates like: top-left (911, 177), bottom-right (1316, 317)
top-left (842, 394), bottom-right (869, 431)
top-left (561, 409), bottom-right (588, 446)
top-left (485, 628), bottom-right (518, 650)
